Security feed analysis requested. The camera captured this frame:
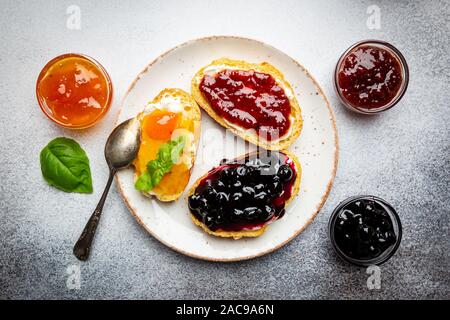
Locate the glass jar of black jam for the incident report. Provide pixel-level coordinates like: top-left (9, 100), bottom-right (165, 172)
top-left (329, 195), bottom-right (402, 266)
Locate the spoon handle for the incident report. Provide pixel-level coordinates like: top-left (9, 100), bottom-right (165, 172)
top-left (73, 169), bottom-right (115, 261)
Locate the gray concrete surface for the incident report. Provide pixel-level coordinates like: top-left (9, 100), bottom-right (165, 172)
top-left (0, 0), bottom-right (449, 299)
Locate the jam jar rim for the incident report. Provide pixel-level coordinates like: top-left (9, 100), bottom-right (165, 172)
top-left (328, 195), bottom-right (402, 267)
top-left (333, 39), bottom-right (409, 115)
top-left (36, 53), bottom-right (114, 129)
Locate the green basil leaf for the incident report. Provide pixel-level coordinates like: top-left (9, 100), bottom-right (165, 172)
top-left (135, 171), bottom-right (153, 191)
top-left (40, 137), bottom-right (93, 193)
top-left (135, 135), bottom-right (186, 192)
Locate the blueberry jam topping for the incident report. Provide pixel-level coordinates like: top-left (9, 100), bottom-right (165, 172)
top-left (188, 151), bottom-right (296, 232)
top-left (333, 198), bottom-right (398, 260)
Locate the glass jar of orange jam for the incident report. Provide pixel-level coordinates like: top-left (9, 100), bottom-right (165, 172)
top-left (36, 53), bottom-right (113, 129)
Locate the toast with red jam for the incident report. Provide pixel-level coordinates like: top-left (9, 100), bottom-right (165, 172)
top-left (191, 58), bottom-right (302, 150)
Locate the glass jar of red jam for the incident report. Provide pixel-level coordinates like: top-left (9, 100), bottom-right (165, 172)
top-left (334, 40), bottom-right (409, 114)
top-left (36, 53), bottom-right (113, 129)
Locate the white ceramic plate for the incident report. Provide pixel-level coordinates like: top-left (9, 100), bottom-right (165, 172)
top-left (116, 36), bottom-right (338, 261)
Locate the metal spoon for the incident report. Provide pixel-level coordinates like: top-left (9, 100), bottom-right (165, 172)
top-left (73, 118), bottom-right (141, 261)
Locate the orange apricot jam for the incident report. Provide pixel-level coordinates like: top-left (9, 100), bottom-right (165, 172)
top-left (36, 53), bottom-right (112, 129)
top-left (142, 110), bottom-right (180, 141)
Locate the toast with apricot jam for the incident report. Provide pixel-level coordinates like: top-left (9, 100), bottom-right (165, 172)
top-left (133, 88), bottom-right (201, 202)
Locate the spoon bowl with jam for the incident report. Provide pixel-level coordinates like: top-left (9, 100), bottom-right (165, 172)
top-left (36, 53), bottom-right (113, 129)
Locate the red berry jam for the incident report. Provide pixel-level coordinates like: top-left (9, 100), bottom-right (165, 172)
top-left (337, 43), bottom-right (405, 111)
top-left (188, 151), bottom-right (297, 232)
top-left (199, 69), bottom-right (292, 141)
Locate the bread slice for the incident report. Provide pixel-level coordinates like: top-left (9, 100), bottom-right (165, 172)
top-left (191, 58), bottom-right (302, 151)
top-left (188, 150), bottom-right (302, 239)
top-left (133, 88), bottom-right (201, 202)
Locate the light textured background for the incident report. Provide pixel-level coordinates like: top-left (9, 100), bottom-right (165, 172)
top-left (0, 0), bottom-right (449, 299)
